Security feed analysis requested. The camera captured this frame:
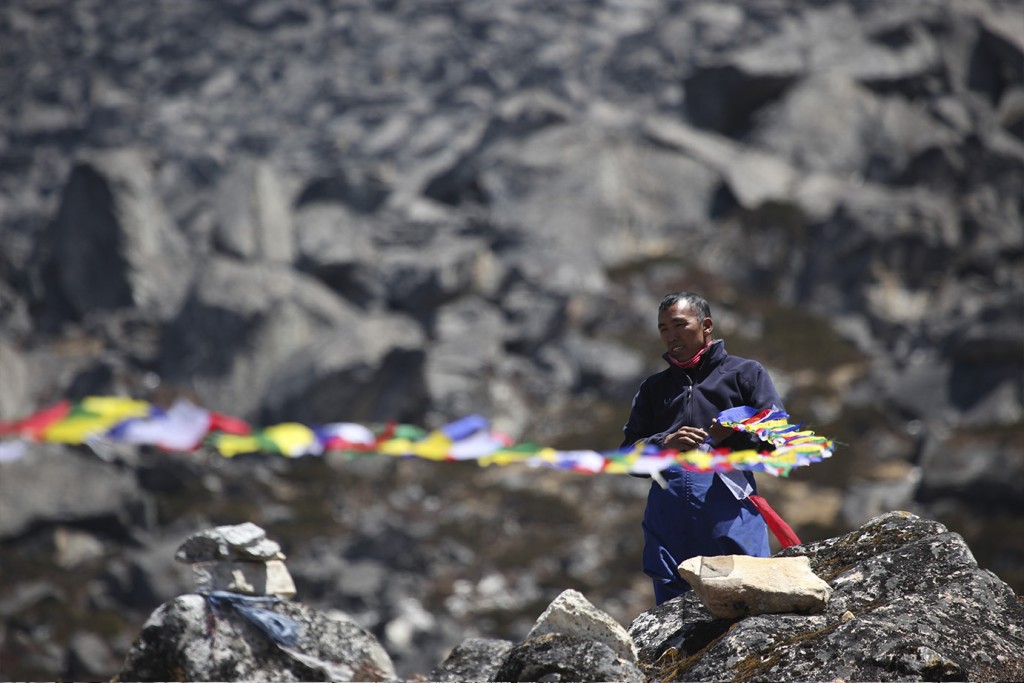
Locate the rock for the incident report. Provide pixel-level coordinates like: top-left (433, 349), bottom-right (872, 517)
top-left (258, 310), bottom-right (428, 425)
top-left (974, 7), bottom-right (1024, 109)
top-left (747, 74), bottom-right (958, 180)
top-left (174, 522), bottom-right (285, 563)
top-left (918, 426), bottom-right (1024, 515)
top-left (175, 523), bottom-right (295, 599)
top-left (213, 159), bottom-right (296, 263)
top-left (684, 0), bottom-right (953, 136)
top-left (840, 466), bottom-right (923, 528)
top-left (563, 331), bottom-right (646, 399)
top-left (377, 234), bottom-right (490, 326)
top-left (382, 595), bottom-right (436, 652)
top-left (494, 633), bottom-right (644, 683)
top-left (67, 631), bottom-right (119, 680)
top-left (630, 511), bottom-right (1024, 682)
top-left (525, 588), bottom-right (637, 663)
top-left (424, 295), bottom-right (507, 420)
top-left (0, 275), bottom-right (31, 341)
top-left (641, 116), bottom-right (799, 211)
top-left (0, 443), bottom-right (147, 540)
top-left (295, 167), bottom-right (391, 214)
top-left (116, 594), bottom-right (396, 682)
top-left (190, 560), bottom-right (296, 600)
top-left (48, 148), bottom-right (193, 322)
top-left (0, 341), bottom-right (30, 421)
top-left (159, 257), bottom-right (362, 417)
top-left (117, 534), bottom-right (196, 609)
top-left (677, 555), bottom-right (833, 619)
top-left (683, 53), bottom-right (799, 135)
top-left (481, 122), bottom-right (721, 271)
top-left (429, 637), bottom-right (513, 682)
top-left (53, 526), bottom-right (105, 569)
top-left (294, 204), bottom-right (383, 308)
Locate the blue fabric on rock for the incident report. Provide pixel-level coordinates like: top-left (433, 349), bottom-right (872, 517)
top-left (204, 591), bottom-right (300, 648)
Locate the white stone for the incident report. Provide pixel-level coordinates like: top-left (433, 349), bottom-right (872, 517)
top-left (191, 559), bottom-right (296, 599)
top-left (678, 555), bottom-right (833, 619)
top-left (526, 588), bottom-right (637, 663)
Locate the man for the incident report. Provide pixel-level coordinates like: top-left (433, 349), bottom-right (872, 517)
top-left (621, 291), bottom-right (784, 605)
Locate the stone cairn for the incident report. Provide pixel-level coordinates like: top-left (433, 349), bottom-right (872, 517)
top-left (174, 521), bottom-right (297, 599)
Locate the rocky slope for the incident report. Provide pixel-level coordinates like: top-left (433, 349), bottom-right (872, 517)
top-left (630, 512), bottom-right (1024, 682)
top-left (111, 512), bottom-right (1024, 681)
top-left (0, 0), bottom-right (1022, 680)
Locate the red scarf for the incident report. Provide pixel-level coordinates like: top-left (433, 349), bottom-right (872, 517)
top-left (748, 495), bottom-right (802, 548)
top-left (665, 340), bottom-right (712, 369)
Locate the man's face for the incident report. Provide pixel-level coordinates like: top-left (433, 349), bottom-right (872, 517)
top-left (658, 301), bottom-right (712, 362)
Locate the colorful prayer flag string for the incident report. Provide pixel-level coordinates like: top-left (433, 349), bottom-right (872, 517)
top-left (0, 396), bottom-right (835, 477)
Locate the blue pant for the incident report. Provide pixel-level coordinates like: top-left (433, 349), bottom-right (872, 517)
top-left (643, 468), bottom-right (769, 605)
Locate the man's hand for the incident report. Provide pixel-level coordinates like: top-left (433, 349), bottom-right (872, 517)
top-left (708, 419), bottom-right (733, 445)
top-left (663, 426), bottom-right (709, 451)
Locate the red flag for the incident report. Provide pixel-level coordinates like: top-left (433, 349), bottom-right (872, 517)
top-left (207, 411), bottom-right (252, 436)
top-left (0, 400), bottom-right (72, 439)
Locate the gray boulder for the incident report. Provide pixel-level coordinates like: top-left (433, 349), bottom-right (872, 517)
top-left (0, 341), bottom-right (29, 421)
top-left (493, 633), bottom-right (644, 683)
top-left (160, 257), bottom-right (380, 418)
top-left (213, 159), bottom-right (296, 264)
top-left (918, 427), bottom-right (1024, 516)
top-left (430, 638), bottom-right (514, 683)
top-left (480, 121), bottom-right (721, 271)
top-left (0, 443), bottom-right (148, 540)
top-left (116, 594), bottom-right (396, 682)
top-left (424, 295), bottom-right (507, 420)
top-left (294, 204), bottom-right (383, 309)
top-left (748, 74), bottom-right (959, 180)
top-left (259, 309), bottom-right (428, 425)
top-left (376, 235), bottom-right (490, 326)
top-left (683, 1), bottom-right (949, 134)
top-left (0, 274), bottom-right (31, 340)
top-left (68, 631), bottom-right (121, 681)
top-left (629, 511), bottom-right (1024, 682)
top-left (48, 148), bottom-right (192, 322)
top-left (525, 588), bottom-right (637, 663)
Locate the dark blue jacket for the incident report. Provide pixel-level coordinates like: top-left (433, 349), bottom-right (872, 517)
top-left (621, 340), bottom-right (782, 451)
top-left (621, 339), bottom-right (783, 604)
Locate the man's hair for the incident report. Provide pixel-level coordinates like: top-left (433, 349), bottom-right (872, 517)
top-left (659, 291), bottom-right (711, 320)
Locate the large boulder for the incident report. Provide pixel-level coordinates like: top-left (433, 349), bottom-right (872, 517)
top-left (524, 588), bottom-right (637, 663)
top-left (0, 443), bottom-right (148, 540)
top-left (479, 121), bottom-right (722, 272)
top-left (493, 633), bottom-right (644, 683)
top-left (423, 295), bottom-right (507, 421)
top-left (257, 308), bottom-right (429, 426)
top-left (429, 638), bottom-right (514, 682)
top-left (747, 74), bottom-right (959, 180)
top-left (478, 587), bottom-right (643, 683)
top-left (48, 148), bottom-right (193, 322)
top-left (0, 341), bottom-right (30, 421)
top-left (213, 159), bottom-right (296, 264)
top-left (160, 257), bottom-right (427, 422)
top-left (629, 511), bottom-right (1024, 682)
top-left (116, 594), bottom-right (396, 682)
top-left (293, 204), bottom-right (382, 308)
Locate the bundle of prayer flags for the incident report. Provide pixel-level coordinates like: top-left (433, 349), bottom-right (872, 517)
top-left (0, 396), bottom-right (834, 477)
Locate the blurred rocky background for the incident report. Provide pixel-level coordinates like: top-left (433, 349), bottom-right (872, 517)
top-left (0, 0), bottom-right (1021, 680)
